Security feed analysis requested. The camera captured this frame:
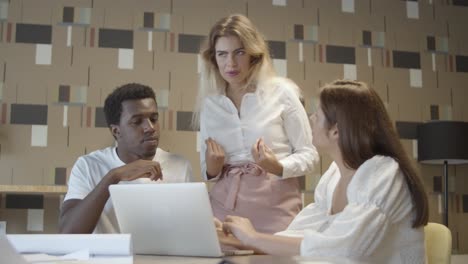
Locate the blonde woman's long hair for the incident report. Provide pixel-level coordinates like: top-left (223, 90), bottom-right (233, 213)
top-left (192, 14), bottom-right (276, 128)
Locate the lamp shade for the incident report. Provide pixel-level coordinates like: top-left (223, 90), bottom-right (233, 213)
top-left (417, 121), bottom-right (468, 165)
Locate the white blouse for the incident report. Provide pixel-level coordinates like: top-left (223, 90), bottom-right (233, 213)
top-left (276, 155), bottom-right (425, 263)
top-left (199, 77), bottom-right (319, 180)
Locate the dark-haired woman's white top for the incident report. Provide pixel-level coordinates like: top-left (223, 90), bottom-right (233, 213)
top-left (276, 155), bottom-right (425, 263)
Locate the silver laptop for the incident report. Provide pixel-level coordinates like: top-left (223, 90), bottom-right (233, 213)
top-left (109, 182), bottom-right (253, 257)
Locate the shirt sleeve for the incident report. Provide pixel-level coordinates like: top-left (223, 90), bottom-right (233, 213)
top-left (277, 81), bottom-right (319, 178)
top-left (64, 157), bottom-right (93, 201)
top-left (299, 157), bottom-right (414, 258)
top-left (276, 162), bottom-right (336, 237)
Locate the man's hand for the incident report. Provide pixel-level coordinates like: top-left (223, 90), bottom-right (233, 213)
top-left (205, 137), bottom-right (225, 179)
top-left (110, 159), bottom-right (163, 182)
top-left (251, 138), bottom-right (283, 176)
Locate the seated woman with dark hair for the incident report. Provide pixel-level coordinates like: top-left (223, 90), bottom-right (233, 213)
top-left (220, 80), bottom-right (429, 263)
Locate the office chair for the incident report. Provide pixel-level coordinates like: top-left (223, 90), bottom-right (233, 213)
top-left (425, 222), bottom-right (452, 264)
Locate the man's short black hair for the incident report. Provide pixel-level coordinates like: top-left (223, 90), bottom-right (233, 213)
top-left (104, 83), bottom-right (156, 127)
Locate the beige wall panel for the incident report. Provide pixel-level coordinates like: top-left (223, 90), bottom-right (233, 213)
top-left (172, 0), bottom-right (222, 15)
top-left (304, 43), bottom-right (317, 63)
top-left (42, 195), bottom-right (61, 233)
top-left (420, 19), bottom-right (449, 38)
top-left (436, 5), bottom-right (468, 25)
top-left (92, 68), bottom-right (169, 106)
top-left (68, 127), bottom-right (113, 155)
top-left (12, 166), bottom-right (44, 185)
top-left (66, 105), bottom-right (84, 128)
top-left (454, 165), bottom-right (468, 193)
top-left (130, 0), bottom-right (171, 11)
top-left (248, 0), bottom-right (303, 9)
top-left (133, 33), bottom-right (154, 70)
top-left (305, 62), bottom-right (343, 84)
top-left (48, 66), bottom-right (89, 92)
top-left (71, 46), bottom-right (113, 69)
top-left (82, 7), bottom-right (104, 28)
top-left (389, 21), bottom-right (423, 51)
top-left (16, 80), bottom-right (48, 105)
top-left (283, 6), bottom-right (318, 27)
top-left (3, 44), bottom-right (36, 68)
top-left (455, 215), bottom-right (468, 253)
top-left (42, 166), bottom-right (56, 186)
top-left (0, 126), bottom-right (32, 164)
top-left (397, 103), bottom-right (423, 122)
top-left (286, 42), bottom-right (305, 81)
top-left (172, 0), bottom-right (245, 20)
top-left (47, 104), bottom-right (67, 128)
top-left (159, 130), bottom-right (200, 181)
top-left (43, 146), bottom-right (82, 172)
top-left (2, 209), bottom-right (27, 234)
top-left (400, 139), bottom-right (416, 162)
top-left (248, 5), bottom-right (288, 40)
top-left (355, 47), bottom-right (368, 67)
top-left (450, 22), bottom-right (468, 54)
top-left (102, 7), bottom-right (133, 30)
top-left (328, 22), bottom-right (357, 47)
top-left (385, 104), bottom-right (400, 125)
top-left (154, 32), bottom-right (170, 54)
top-left (370, 1), bottom-right (406, 20)
top-left (69, 27), bottom-right (88, 48)
top-left (51, 27), bottom-right (73, 66)
top-left (419, 164), bottom-right (442, 193)
top-left (420, 52), bottom-right (436, 74)
top-left (303, 0), bottom-right (322, 9)
top-left (449, 105), bottom-right (464, 122)
top-left (1, 81), bottom-right (17, 106)
top-left (389, 81), bottom-right (428, 106)
top-left (4, 0), bottom-right (22, 23)
top-left (169, 68), bottom-right (198, 111)
top-left (167, 14), bottom-right (183, 35)
top-left (426, 193), bottom-right (442, 225)
top-left (435, 54), bottom-right (449, 72)
top-left (356, 66), bottom-right (373, 87)
top-left (180, 10), bottom-right (213, 36)
top-left (21, 0), bottom-right (56, 24)
top-left (0, 161), bottom-right (13, 184)
top-left (167, 51), bottom-right (198, 74)
top-left (374, 68), bottom-right (407, 102)
top-left (440, 72), bottom-right (468, 113)
top-left (419, 2), bottom-right (435, 21)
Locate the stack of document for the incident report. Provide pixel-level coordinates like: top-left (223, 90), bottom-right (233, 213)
top-left (1, 234), bottom-right (133, 264)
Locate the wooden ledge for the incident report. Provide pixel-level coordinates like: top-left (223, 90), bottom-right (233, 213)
top-left (0, 185), bottom-right (68, 194)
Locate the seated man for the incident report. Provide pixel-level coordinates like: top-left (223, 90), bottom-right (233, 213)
top-left (59, 83), bottom-right (193, 233)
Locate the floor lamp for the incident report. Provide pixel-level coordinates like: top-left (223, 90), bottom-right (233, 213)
top-left (417, 121), bottom-right (468, 227)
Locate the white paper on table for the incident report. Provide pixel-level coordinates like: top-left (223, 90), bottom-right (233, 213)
top-left (7, 234), bottom-right (132, 256)
top-left (22, 253), bottom-right (63, 262)
top-left (0, 235), bottom-right (29, 264)
top-left (23, 253), bottom-right (133, 264)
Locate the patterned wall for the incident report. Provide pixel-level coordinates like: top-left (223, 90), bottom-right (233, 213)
top-left (0, 0), bottom-right (467, 253)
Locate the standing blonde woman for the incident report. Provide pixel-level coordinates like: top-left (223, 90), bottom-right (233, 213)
top-left (194, 14), bottom-right (319, 234)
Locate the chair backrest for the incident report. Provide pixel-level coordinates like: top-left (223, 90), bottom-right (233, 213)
top-left (425, 222), bottom-right (452, 264)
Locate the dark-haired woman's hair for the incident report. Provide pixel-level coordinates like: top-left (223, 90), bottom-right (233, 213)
top-left (320, 80), bottom-right (428, 227)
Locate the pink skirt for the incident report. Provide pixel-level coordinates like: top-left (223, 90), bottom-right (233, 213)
top-left (210, 162), bottom-right (302, 234)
